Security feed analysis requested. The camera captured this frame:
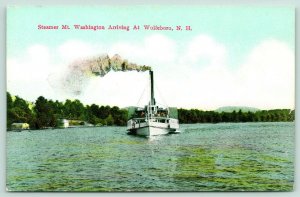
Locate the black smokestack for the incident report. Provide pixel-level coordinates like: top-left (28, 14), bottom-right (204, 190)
top-left (150, 70), bottom-right (155, 105)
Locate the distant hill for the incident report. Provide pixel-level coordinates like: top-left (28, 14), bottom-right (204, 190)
top-left (215, 106), bottom-right (260, 113)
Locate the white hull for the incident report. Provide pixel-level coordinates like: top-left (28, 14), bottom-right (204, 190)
top-left (136, 126), bottom-right (170, 136)
top-left (127, 119), bottom-right (179, 136)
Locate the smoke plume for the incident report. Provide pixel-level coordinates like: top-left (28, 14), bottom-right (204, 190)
top-left (50, 54), bottom-right (151, 95)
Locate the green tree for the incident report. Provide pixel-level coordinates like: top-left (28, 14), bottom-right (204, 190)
top-left (7, 92), bottom-right (35, 129)
top-left (99, 105), bottom-right (110, 119)
top-left (7, 92), bottom-right (14, 128)
top-left (289, 110), bottom-right (295, 121)
top-left (34, 96), bottom-right (56, 129)
top-left (63, 99), bottom-right (85, 120)
top-left (105, 114), bottom-right (114, 126)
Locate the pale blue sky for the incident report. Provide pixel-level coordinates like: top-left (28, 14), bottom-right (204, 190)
top-left (7, 6), bottom-right (295, 109)
top-left (7, 6), bottom-right (294, 65)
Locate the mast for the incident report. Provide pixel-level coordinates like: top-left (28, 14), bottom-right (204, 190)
top-left (150, 70), bottom-right (155, 105)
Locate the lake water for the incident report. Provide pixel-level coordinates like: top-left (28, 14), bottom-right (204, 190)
top-left (6, 122), bottom-right (294, 191)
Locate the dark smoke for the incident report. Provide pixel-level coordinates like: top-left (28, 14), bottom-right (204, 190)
top-left (52, 54), bottom-right (151, 96)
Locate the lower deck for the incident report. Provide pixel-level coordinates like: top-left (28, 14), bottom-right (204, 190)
top-left (127, 118), bottom-right (179, 136)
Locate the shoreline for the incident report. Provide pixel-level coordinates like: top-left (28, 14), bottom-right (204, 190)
top-left (6, 121), bottom-right (294, 132)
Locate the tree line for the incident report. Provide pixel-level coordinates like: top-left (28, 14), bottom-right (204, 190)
top-left (178, 108), bottom-right (294, 124)
top-left (7, 92), bottom-right (127, 129)
top-left (7, 92), bottom-right (294, 130)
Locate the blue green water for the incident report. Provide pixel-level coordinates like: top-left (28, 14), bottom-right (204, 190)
top-left (6, 122), bottom-right (294, 191)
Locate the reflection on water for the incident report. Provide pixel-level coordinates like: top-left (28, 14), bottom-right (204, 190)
top-left (146, 135), bottom-right (165, 142)
top-left (7, 122), bottom-right (294, 191)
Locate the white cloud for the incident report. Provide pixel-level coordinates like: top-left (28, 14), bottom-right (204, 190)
top-left (7, 36), bottom-right (295, 110)
top-left (7, 44), bottom-right (51, 82)
top-left (7, 44), bottom-right (60, 101)
top-left (236, 39), bottom-right (295, 109)
top-left (177, 39), bottom-right (294, 110)
top-left (154, 35), bottom-right (232, 109)
top-left (83, 71), bottom-right (149, 107)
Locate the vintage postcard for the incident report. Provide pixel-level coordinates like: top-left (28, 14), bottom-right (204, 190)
top-left (6, 6), bottom-right (295, 191)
